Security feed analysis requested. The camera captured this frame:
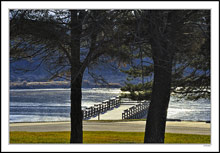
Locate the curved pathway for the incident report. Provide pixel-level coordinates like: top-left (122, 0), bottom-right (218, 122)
top-left (10, 121), bottom-right (211, 135)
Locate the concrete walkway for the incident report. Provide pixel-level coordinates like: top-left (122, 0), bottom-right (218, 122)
top-left (10, 121), bottom-right (211, 135)
top-left (89, 105), bottom-right (134, 120)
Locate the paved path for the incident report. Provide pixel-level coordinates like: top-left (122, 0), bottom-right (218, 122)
top-left (10, 121), bottom-right (211, 135)
top-left (89, 105), bottom-right (134, 120)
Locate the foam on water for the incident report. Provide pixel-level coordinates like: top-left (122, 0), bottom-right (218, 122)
top-left (10, 115), bottom-right (70, 123)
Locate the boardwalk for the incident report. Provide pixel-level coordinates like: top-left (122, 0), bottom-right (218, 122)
top-left (89, 105), bottom-right (134, 120)
top-left (85, 97), bottom-right (148, 120)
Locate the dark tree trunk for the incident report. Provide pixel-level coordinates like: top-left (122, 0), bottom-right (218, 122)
top-left (143, 10), bottom-right (177, 143)
top-left (70, 73), bottom-right (83, 143)
top-left (70, 10), bottom-right (83, 143)
top-left (144, 39), bottom-right (173, 143)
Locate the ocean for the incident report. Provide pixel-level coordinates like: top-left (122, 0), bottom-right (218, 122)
top-left (9, 88), bottom-right (211, 123)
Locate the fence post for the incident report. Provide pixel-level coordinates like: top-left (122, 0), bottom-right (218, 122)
top-left (90, 107), bottom-right (94, 116)
top-left (98, 104), bottom-right (102, 113)
top-left (124, 110), bottom-right (128, 119)
top-left (98, 110), bottom-right (100, 120)
top-left (84, 110), bottom-right (87, 119)
top-left (87, 107), bottom-right (91, 117)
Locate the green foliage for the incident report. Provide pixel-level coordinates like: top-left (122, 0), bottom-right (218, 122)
top-left (121, 65), bottom-right (153, 79)
top-left (120, 91), bottom-right (151, 101)
top-left (121, 82), bottom-right (151, 91)
top-left (121, 82), bottom-right (152, 100)
top-left (119, 50), bottom-right (154, 101)
top-left (120, 10), bottom-right (210, 102)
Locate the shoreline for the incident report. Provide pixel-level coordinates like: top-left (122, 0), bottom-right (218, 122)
top-left (10, 119), bottom-right (211, 124)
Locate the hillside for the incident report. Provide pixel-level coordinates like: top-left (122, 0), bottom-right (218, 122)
top-left (10, 59), bottom-right (127, 88)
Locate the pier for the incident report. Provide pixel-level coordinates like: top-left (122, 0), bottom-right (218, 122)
top-left (83, 96), bottom-right (121, 120)
top-left (82, 97), bottom-right (149, 120)
top-left (122, 102), bottom-right (149, 119)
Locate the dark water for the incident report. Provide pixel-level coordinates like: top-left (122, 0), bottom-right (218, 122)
top-left (10, 88), bottom-right (211, 122)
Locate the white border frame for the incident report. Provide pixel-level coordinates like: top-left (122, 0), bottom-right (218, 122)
top-left (1, 1), bottom-right (219, 152)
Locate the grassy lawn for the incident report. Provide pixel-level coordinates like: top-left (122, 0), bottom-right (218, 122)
top-left (10, 131), bottom-right (210, 144)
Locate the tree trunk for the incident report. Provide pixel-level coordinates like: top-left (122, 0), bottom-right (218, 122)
top-left (70, 73), bottom-right (83, 143)
top-left (70, 10), bottom-right (83, 143)
top-left (144, 39), bottom-right (173, 143)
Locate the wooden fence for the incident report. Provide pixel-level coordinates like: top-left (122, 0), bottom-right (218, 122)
top-left (122, 102), bottom-right (149, 119)
top-left (82, 96), bottom-right (121, 120)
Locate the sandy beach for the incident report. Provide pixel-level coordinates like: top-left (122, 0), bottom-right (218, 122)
top-left (10, 120), bottom-right (211, 135)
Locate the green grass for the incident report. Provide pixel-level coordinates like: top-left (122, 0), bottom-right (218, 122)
top-left (10, 131), bottom-right (210, 144)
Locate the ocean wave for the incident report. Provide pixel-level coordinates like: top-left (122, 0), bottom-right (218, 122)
top-left (10, 114), bottom-right (70, 123)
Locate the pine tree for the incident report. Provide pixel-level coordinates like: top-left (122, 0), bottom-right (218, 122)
top-left (119, 10), bottom-right (210, 143)
top-left (10, 9), bottom-right (123, 143)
